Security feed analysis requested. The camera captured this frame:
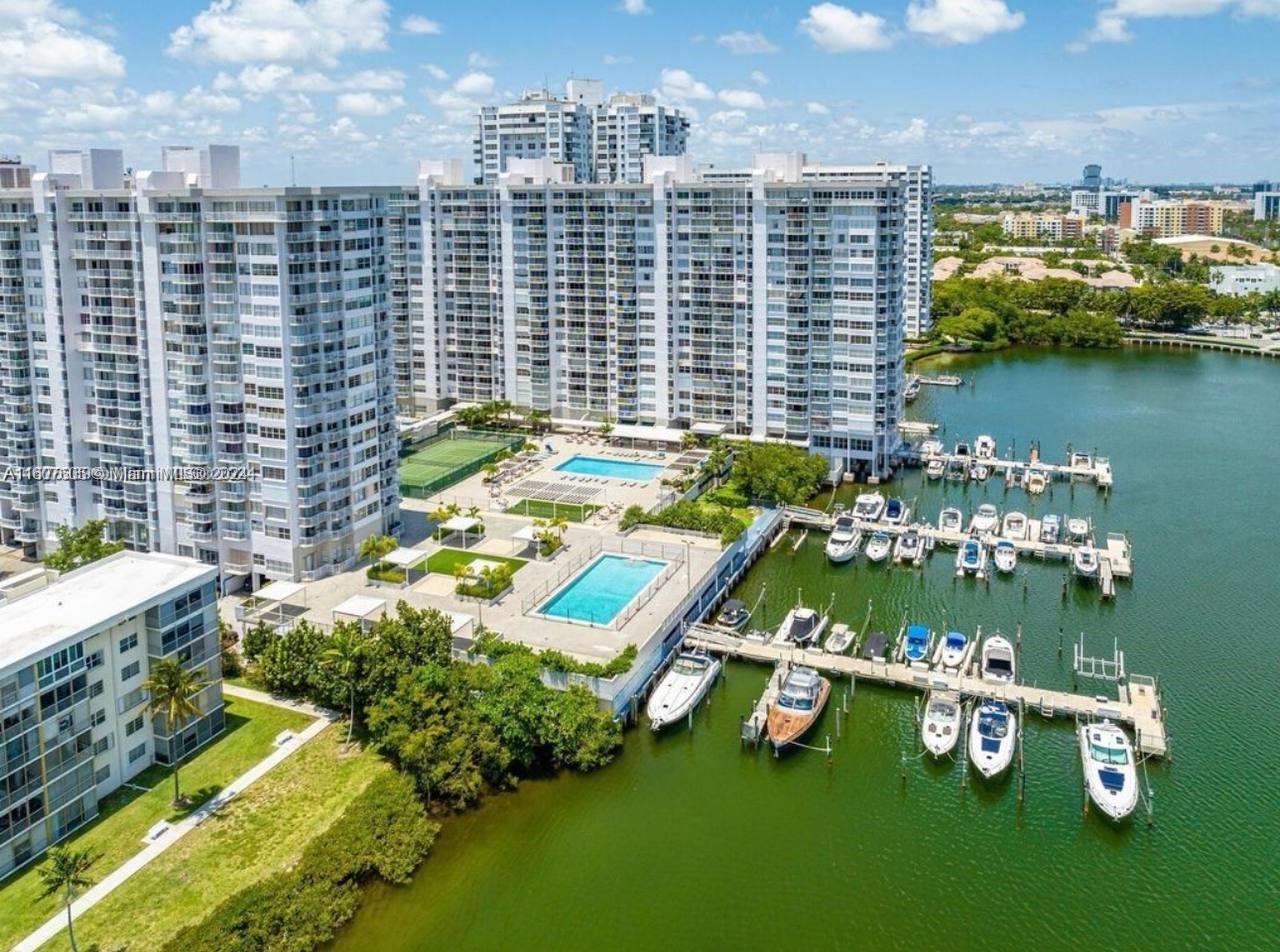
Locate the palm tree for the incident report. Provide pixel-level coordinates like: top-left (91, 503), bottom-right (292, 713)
top-left (38, 846), bottom-right (98, 952)
top-left (549, 514), bottom-right (569, 540)
top-left (143, 658), bottom-right (208, 805)
top-left (322, 626), bottom-right (362, 748)
top-left (358, 534), bottom-right (396, 569)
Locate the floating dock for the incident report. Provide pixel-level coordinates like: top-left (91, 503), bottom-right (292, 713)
top-left (919, 450), bottom-right (1113, 489)
top-left (917, 374), bottom-right (964, 387)
top-left (740, 660), bottom-right (789, 744)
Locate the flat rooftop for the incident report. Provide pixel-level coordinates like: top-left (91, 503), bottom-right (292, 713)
top-left (0, 551), bottom-right (216, 672)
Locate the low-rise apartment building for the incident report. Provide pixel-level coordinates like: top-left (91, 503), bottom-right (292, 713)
top-left (1001, 212), bottom-right (1085, 241)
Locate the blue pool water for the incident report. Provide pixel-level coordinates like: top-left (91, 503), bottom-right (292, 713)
top-left (553, 455), bottom-right (665, 480)
top-left (538, 555), bottom-right (668, 624)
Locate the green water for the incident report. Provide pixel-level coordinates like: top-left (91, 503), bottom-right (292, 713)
top-left (334, 348), bottom-right (1277, 951)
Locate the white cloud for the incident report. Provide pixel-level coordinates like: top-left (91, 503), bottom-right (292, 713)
top-left (336, 91), bottom-right (405, 116)
top-left (182, 85), bottom-right (242, 114)
top-left (618, 0), bottom-right (651, 14)
top-left (167, 0), bottom-right (389, 66)
top-left (602, 53), bottom-right (634, 65)
top-left (883, 117), bottom-right (928, 144)
top-left (659, 67), bottom-right (714, 101)
top-left (799, 3), bottom-right (893, 52)
top-left (345, 69), bottom-right (405, 91)
top-left (718, 88), bottom-right (766, 110)
top-left (1069, 1), bottom-right (1280, 51)
top-left (401, 14), bottom-right (442, 34)
top-left (0, 1), bottom-right (125, 79)
top-left (467, 51), bottom-right (497, 68)
top-left (750, 70), bottom-right (770, 86)
top-left (453, 71), bottom-right (495, 98)
top-left (429, 71), bottom-right (496, 121)
top-left (422, 63), bottom-right (449, 80)
top-left (708, 109), bottom-right (748, 125)
top-left (716, 30), bottom-right (780, 54)
top-left (905, 1), bottom-right (1025, 45)
top-left (806, 101), bottom-right (830, 115)
top-left (230, 65), bottom-right (403, 95)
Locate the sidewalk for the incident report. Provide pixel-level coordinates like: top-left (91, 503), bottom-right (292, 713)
top-left (15, 691), bottom-right (333, 952)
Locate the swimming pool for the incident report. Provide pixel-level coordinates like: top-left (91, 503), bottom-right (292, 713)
top-left (537, 554), bottom-right (668, 625)
top-left (553, 455), bottom-right (665, 480)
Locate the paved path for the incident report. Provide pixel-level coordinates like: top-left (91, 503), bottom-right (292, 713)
top-left (15, 694), bottom-right (333, 952)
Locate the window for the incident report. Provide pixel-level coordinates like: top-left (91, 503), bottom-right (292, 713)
top-left (118, 633), bottom-right (138, 653)
top-left (93, 735), bottom-right (112, 756)
top-left (125, 715), bottom-right (144, 737)
top-left (89, 680), bottom-right (104, 698)
top-left (86, 650), bottom-right (104, 670)
top-left (127, 743), bottom-right (147, 764)
top-left (121, 661), bottom-right (140, 682)
top-left (91, 709), bottom-right (106, 727)
top-left (95, 765), bottom-right (111, 784)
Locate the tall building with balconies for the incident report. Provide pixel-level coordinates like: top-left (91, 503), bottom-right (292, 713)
top-left (592, 93), bottom-right (690, 185)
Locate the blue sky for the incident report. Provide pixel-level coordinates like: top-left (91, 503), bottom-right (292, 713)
top-left (2, 0), bottom-right (1278, 185)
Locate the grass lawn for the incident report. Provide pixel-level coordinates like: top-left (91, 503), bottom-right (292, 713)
top-left (45, 726), bottom-right (389, 952)
top-left (0, 696), bottom-right (310, 950)
top-left (504, 498), bottom-right (601, 522)
top-left (424, 547), bottom-right (527, 577)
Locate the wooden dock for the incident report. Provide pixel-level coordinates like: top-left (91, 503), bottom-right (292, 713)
top-left (919, 450), bottom-right (1113, 489)
top-left (687, 627), bottom-right (1169, 759)
top-left (741, 659), bottom-right (790, 744)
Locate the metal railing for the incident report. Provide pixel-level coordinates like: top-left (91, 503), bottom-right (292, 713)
top-left (519, 539), bottom-right (603, 613)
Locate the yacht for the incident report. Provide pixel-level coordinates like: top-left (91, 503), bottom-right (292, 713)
top-left (775, 605), bottom-right (827, 647)
top-left (852, 492), bottom-right (886, 521)
top-left (1040, 513), bottom-right (1062, 545)
top-left (1001, 511), bottom-right (1028, 540)
top-left (938, 507), bottom-right (963, 536)
top-left (953, 441), bottom-right (971, 458)
top-left (1066, 517), bottom-right (1090, 541)
top-left (824, 515), bottom-right (862, 564)
top-left (864, 531), bottom-right (893, 563)
top-left (980, 634), bottom-right (1017, 683)
top-left (921, 691), bottom-right (962, 758)
top-left (894, 531), bottom-right (923, 564)
top-left (1070, 450), bottom-right (1094, 470)
top-left (1025, 467), bottom-right (1048, 495)
top-left (823, 623), bottom-right (855, 654)
top-left (970, 504), bottom-right (999, 534)
top-left (646, 651), bottom-right (722, 731)
top-left (767, 666), bottom-right (831, 752)
top-left (883, 497), bottom-right (908, 525)
top-left (956, 539), bottom-right (985, 576)
top-left (715, 599), bottom-right (751, 631)
top-left (938, 630), bottom-right (968, 669)
top-left (974, 435), bottom-right (997, 459)
top-left (1078, 720), bottom-right (1140, 821)
top-left (1073, 544), bottom-right (1100, 579)
top-left (904, 376), bottom-right (922, 402)
top-left (993, 539), bottom-right (1018, 574)
top-left (969, 699), bottom-right (1017, 779)
top-left (926, 458), bottom-right (946, 479)
top-left (903, 623), bottom-right (931, 663)
top-left (860, 630), bottom-right (889, 662)
top-left (969, 462), bottom-right (989, 481)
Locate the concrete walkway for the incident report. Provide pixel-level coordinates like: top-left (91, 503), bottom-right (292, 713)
top-left (15, 691), bottom-right (333, 952)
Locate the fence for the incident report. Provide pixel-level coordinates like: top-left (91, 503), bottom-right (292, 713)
top-left (518, 538), bottom-right (604, 613)
top-left (399, 427), bottom-right (528, 499)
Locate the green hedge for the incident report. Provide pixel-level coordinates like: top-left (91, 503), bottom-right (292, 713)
top-left (472, 631), bottom-right (638, 679)
top-left (620, 500), bottom-right (746, 546)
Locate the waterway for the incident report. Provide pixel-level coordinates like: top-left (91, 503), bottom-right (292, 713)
top-left (334, 347), bottom-right (1277, 951)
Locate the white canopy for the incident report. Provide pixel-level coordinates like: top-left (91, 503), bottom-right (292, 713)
top-left (254, 580), bottom-right (304, 604)
top-left (384, 546), bottom-right (429, 568)
top-left (511, 524), bottom-right (540, 544)
top-left (690, 421), bottom-right (726, 436)
top-left (441, 515), bottom-right (481, 533)
top-left (610, 423), bottom-right (686, 444)
top-left (332, 594), bottom-right (385, 623)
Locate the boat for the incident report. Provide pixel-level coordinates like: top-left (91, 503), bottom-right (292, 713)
top-left (894, 531), bottom-right (923, 563)
top-left (1005, 464), bottom-right (1025, 489)
top-left (766, 666), bottom-right (831, 752)
top-left (921, 691), bottom-right (962, 758)
top-left (953, 441), bottom-right (971, 458)
top-left (993, 539), bottom-right (1018, 574)
top-left (775, 605), bottom-right (827, 647)
top-left (939, 630), bottom-right (968, 669)
top-left (1001, 511), bottom-right (1028, 540)
top-left (903, 623), bottom-right (930, 663)
top-left (1078, 720), bottom-right (1140, 821)
top-left (852, 492), bottom-right (886, 521)
top-left (1066, 517), bottom-right (1090, 541)
top-left (824, 515), bottom-right (862, 564)
top-left (926, 458), bottom-right (945, 479)
top-left (974, 435), bottom-right (997, 459)
top-left (864, 531), bottom-right (892, 562)
top-left (904, 376), bottom-right (922, 402)
top-left (969, 462), bottom-right (989, 481)
top-left (1040, 513), bottom-right (1061, 544)
top-left (715, 599), bottom-right (751, 631)
top-left (1070, 450), bottom-right (1094, 470)
top-left (980, 634), bottom-right (1016, 683)
top-left (860, 630), bottom-right (888, 662)
top-left (970, 503), bottom-right (999, 534)
top-left (1025, 467), bottom-right (1048, 494)
top-left (823, 623), bottom-right (855, 654)
top-left (646, 651), bottom-right (722, 731)
top-left (1073, 543), bottom-right (1100, 579)
top-left (938, 507), bottom-right (963, 536)
top-left (969, 699), bottom-right (1017, 779)
top-left (883, 497), bottom-right (908, 525)
top-left (945, 459), bottom-right (966, 481)
top-left (956, 539), bottom-right (985, 576)
top-left (920, 438), bottom-right (945, 456)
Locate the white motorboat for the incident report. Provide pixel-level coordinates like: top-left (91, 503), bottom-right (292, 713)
top-left (852, 492), bottom-right (886, 521)
top-left (1073, 544), bottom-right (1100, 579)
top-left (823, 623), bottom-right (855, 654)
top-left (824, 515), bottom-right (862, 564)
top-left (969, 462), bottom-right (989, 481)
top-left (921, 438), bottom-right (945, 456)
top-left (974, 435), bottom-right (997, 459)
top-left (904, 376), bottom-right (922, 402)
top-left (939, 629), bottom-right (968, 669)
top-left (970, 504), bottom-right (999, 534)
top-left (775, 605), bottom-right (828, 647)
top-left (993, 539), bottom-right (1018, 574)
top-left (938, 507), bottom-right (963, 536)
top-left (926, 459), bottom-right (945, 479)
top-left (1078, 720), bottom-right (1140, 821)
top-left (865, 531), bottom-right (892, 562)
top-left (1040, 513), bottom-right (1061, 544)
top-left (646, 651), bottom-right (722, 731)
top-left (945, 459), bottom-right (967, 481)
top-left (894, 531), bottom-right (923, 564)
top-left (969, 699), bottom-right (1017, 779)
top-left (1070, 451), bottom-right (1094, 470)
top-left (716, 599), bottom-right (751, 631)
top-left (1005, 465), bottom-right (1025, 489)
top-left (980, 634), bottom-right (1017, 683)
top-left (921, 691), bottom-right (962, 758)
top-left (903, 623), bottom-right (931, 664)
top-left (1025, 467), bottom-right (1048, 495)
top-left (956, 539), bottom-right (985, 576)
top-left (1001, 511), bottom-right (1028, 540)
top-left (1066, 517), bottom-right (1090, 541)
top-left (883, 497), bottom-right (909, 525)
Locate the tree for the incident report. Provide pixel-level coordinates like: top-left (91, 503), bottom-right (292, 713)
top-left (217, 617), bottom-right (242, 679)
top-left (42, 519), bottom-right (124, 573)
top-left (597, 419), bottom-right (614, 439)
top-left (37, 846), bottom-right (98, 952)
top-left (730, 441), bottom-right (829, 505)
top-left (359, 534), bottom-right (397, 568)
top-left (144, 659), bottom-right (209, 805)
top-left (526, 408), bottom-right (551, 434)
top-left (322, 624), bottom-right (363, 748)
top-left (680, 430), bottom-right (699, 450)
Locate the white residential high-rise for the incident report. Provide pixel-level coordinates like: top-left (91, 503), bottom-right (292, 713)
top-left (591, 93), bottom-right (691, 185)
top-left (0, 146), bottom-right (401, 591)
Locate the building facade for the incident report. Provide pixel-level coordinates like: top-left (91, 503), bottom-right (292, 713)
top-left (0, 552), bottom-right (222, 878)
top-left (1209, 263), bottom-right (1280, 296)
top-left (1001, 212), bottom-right (1085, 241)
top-left (1071, 188), bottom-right (1141, 221)
top-left (591, 93), bottom-right (690, 185)
top-left (1121, 197), bottom-right (1225, 237)
top-left (1255, 191), bottom-right (1280, 221)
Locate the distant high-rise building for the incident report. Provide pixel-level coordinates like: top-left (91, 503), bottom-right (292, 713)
top-left (1082, 164), bottom-right (1102, 190)
top-left (1255, 190), bottom-right (1280, 221)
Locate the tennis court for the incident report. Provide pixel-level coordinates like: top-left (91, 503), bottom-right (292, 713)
top-left (399, 430), bottom-right (525, 498)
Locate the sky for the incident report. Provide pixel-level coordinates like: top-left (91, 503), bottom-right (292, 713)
top-left (1, 0), bottom-right (1278, 186)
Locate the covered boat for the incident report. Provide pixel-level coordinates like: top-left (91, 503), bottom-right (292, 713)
top-left (903, 623), bottom-right (930, 663)
top-left (767, 666), bottom-right (831, 752)
top-left (922, 691), bottom-right (961, 758)
top-left (1078, 720), bottom-right (1140, 821)
top-left (883, 497), bottom-right (908, 525)
top-left (775, 605), bottom-right (827, 647)
top-left (716, 599), bottom-right (751, 630)
top-left (981, 634), bottom-right (1016, 683)
top-left (860, 630), bottom-right (889, 662)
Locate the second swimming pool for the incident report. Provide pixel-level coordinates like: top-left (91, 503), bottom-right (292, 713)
top-left (553, 455), bottom-right (665, 480)
top-left (537, 554), bottom-right (668, 625)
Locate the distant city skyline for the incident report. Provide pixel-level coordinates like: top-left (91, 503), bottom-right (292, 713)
top-left (3, 0), bottom-right (1279, 185)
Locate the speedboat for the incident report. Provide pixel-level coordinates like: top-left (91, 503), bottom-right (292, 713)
top-left (970, 504), bottom-right (999, 534)
top-left (1078, 720), bottom-right (1140, 821)
top-left (980, 634), bottom-right (1016, 683)
top-left (775, 605), bottom-right (827, 647)
top-left (953, 441), bottom-right (971, 458)
top-left (894, 531), bottom-right (923, 563)
top-left (969, 462), bottom-right (989, 481)
top-left (716, 599), bottom-right (751, 631)
top-left (852, 492), bottom-right (886, 521)
top-left (1001, 511), bottom-right (1028, 540)
top-left (969, 699), bottom-right (1017, 779)
top-left (974, 435), bottom-right (996, 459)
top-left (938, 507), bottom-right (963, 535)
top-left (1040, 513), bottom-right (1061, 544)
top-left (921, 438), bottom-right (945, 456)
top-left (1070, 451), bottom-right (1094, 470)
top-left (1005, 464), bottom-right (1025, 489)
top-left (1066, 517), bottom-right (1090, 541)
top-left (1025, 467), bottom-right (1048, 495)
top-left (860, 630), bottom-right (888, 662)
top-left (904, 377), bottom-right (922, 402)
top-left (823, 623), bottom-right (855, 654)
top-left (993, 539), bottom-right (1018, 574)
top-left (945, 459), bottom-right (967, 481)
top-left (864, 531), bottom-right (892, 562)
top-left (1073, 544), bottom-right (1100, 579)
top-left (939, 630), bottom-right (968, 669)
top-left (926, 458), bottom-right (945, 479)
top-left (767, 666), bottom-right (831, 752)
top-left (903, 623), bottom-right (930, 663)
top-left (883, 497), bottom-right (908, 525)
top-left (824, 515), bottom-right (861, 564)
top-left (922, 691), bottom-right (962, 758)
top-left (956, 539), bottom-right (985, 576)
top-left (646, 651), bottom-right (722, 731)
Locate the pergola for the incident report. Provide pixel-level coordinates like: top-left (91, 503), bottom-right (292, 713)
top-left (439, 515), bottom-right (482, 547)
top-left (511, 523), bottom-right (540, 555)
top-left (383, 546), bottom-right (431, 585)
top-left (331, 594), bottom-right (386, 630)
top-left (235, 579), bottom-right (306, 631)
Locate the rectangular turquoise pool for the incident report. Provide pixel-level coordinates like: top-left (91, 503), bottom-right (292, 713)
top-left (553, 455), bottom-right (665, 481)
top-left (537, 554), bottom-right (668, 625)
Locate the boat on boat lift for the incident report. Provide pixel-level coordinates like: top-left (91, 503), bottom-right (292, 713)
top-left (970, 503), bottom-right (999, 534)
top-left (646, 650), bottom-right (722, 731)
top-left (980, 634), bottom-right (1017, 683)
top-left (956, 538), bottom-right (986, 576)
top-left (921, 690), bottom-right (962, 758)
top-left (823, 623), bottom-right (855, 654)
top-left (775, 604), bottom-right (828, 647)
top-left (953, 441), bottom-right (971, 458)
top-left (1040, 513), bottom-right (1062, 544)
top-left (1001, 511), bottom-right (1028, 540)
top-left (903, 623), bottom-right (931, 663)
top-left (968, 461), bottom-right (989, 481)
top-left (969, 699), bottom-right (1017, 779)
top-left (1073, 543), bottom-right (1100, 579)
top-left (1025, 466), bottom-right (1048, 495)
top-left (1078, 720), bottom-right (1140, 821)
top-left (939, 629), bottom-right (968, 669)
top-left (894, 531), bottom-right (923, 563)
top-left (938, 507), bottom-right (964, 536)
top-left (883, 497), bottom-right (909, 525)
top-left (715, 599), bottom-right (751, 631)
top-left (1066, 517), bottom-right (1090, 541)
top-left (852, 492), bottom-right (886, 521)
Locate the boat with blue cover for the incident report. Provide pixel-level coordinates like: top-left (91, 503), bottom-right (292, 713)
top-left (1078, 720), bottom-right (1139, 821)
top-left (969, 699), bottom-right (1017, 778)
top-left (903, 623), bottom-right (930, 663)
